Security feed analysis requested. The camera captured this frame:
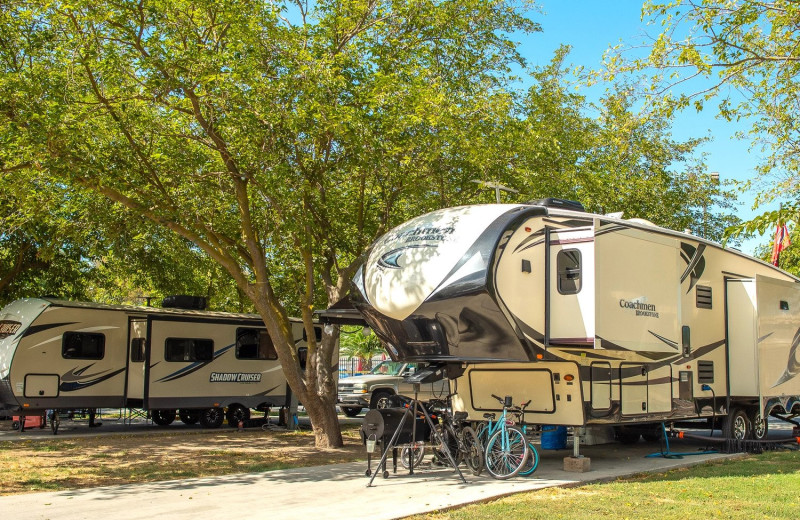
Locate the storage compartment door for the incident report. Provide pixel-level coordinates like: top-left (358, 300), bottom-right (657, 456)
top-left (24, 374), bottom-right (59, 397)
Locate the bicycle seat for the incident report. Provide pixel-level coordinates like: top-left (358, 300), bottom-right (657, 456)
top-left (453, 411), bottom-right (468, 422)
top-left (483, 413), bottom-right (496, 420)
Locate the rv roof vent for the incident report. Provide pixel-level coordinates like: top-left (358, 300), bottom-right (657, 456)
top-left (162, 295), bottom-right (207, 310)
top-left (527, 198), bottom-right (585, 212)
top-left (627, 218), bottom-right (658, 227)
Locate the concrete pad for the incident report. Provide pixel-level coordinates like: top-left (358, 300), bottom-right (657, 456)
top-left (0, 439), bottom-right (741, 520)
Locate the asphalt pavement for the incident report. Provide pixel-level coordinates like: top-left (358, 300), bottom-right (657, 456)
top-left (1, 417), bottom-right (797, 520)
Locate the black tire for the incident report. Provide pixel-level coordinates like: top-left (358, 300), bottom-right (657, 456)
top-left (749, 409), bottom-right (768, 440)
top-left (226, 405), bottom-right (251, 427)
top-left (179, 409), bottom-right (201, 425)
top-left (461, 426), bottom-right (484, 476)
top-left (151, 409), bottom-right (176, 426)
top-left (372, 391), bottom-right (393, 410)
top-left (615, 427), bottom-right (641, 445)
top-left (341, 407), bottom-right (362, 418)
top-left (50, 411), bottom-right (60, 435)
top-left (199, 407), bottom-right (225, 429)
top-left (724, 407), bottom-right (751, 440)
top-left (431, 424), bottom-right (462, 466)
top-left (11, 421), bottom-right (19, 431)
top-left (642, 426), bottom-right (664, 443)
top-left (400, 441), bottom-right (426, 469)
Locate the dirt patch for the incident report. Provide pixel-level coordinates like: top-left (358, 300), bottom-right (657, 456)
top-left (0, 424), bottom-right (365, 495)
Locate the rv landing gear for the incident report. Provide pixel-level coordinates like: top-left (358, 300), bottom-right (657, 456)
top-left (199, 407), bottom-right (225, 429)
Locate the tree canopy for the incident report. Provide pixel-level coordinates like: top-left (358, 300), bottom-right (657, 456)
top-left (606, 1), bottom-right (800, 239)
top-left (0, 0), bottom-right (741, 446)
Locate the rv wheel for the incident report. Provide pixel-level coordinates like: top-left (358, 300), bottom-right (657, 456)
top-left (199, 407), bottom-right (225, 429)
top-left (179, 409), bottom-right (200, 425)
top-left (151, 409), bottom-right (176, 426)
top-left (614, 427), bottom-right (641, 444)
top-left (226, 405), bottom-right (251, 427)
top-left (724, 408), bottom-right (750, 440)
top-left (749, 409), bottom-right (768, 440)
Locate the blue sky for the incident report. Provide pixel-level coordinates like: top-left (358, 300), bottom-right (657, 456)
top-left (518, 1), bottom-right (772, 255)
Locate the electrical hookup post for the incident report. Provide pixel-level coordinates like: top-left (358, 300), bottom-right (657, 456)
top-left (281, 382), bottom-right (299, 430)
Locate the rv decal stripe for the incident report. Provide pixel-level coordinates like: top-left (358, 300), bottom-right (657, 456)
top-left (648, 331), bottom-right (678, 350)
top-left (22, 322), bottom-right (77, 338)
top-left (59, 367), bottom-right (126, 392)
top-left (773, 326), bottom-right (800, 388)
top-left (512, 230), bottom-right (546, 253)
top-left (594, 225), bottom-right (628, 237)
top-left (679, 243), bottom-right (706, 285)
top-left (154, 344), bottom-right (236, 383)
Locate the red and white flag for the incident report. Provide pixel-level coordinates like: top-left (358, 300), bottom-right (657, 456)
top-left (771, 222), bottom-right (791, 266)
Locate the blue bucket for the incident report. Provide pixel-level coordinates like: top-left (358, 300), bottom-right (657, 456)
top-left (541, 425), bottom-right (567, 449)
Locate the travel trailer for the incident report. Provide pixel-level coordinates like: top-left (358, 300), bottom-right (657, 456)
top-left (0, 297), bottom-right (320, 428)
top-left (348, 200), bottom-right (800, 441)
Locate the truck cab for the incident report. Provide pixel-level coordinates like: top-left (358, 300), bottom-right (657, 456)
top-left (337, 361), bottom-right (448, 417)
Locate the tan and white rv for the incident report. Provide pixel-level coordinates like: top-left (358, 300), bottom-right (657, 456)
top-left (0, 297), bottom-right (319, 428)
top-left (349, 200), bottom-right (800, 441)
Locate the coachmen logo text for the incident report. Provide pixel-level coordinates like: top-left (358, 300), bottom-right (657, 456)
top-left (209, 372), bottom-right (262, 383)
top-left (619, 299), bottom-right (659, 318)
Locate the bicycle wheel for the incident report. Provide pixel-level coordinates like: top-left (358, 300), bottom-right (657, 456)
top-left (519, 441), bottom-right (539, 476)
top-left (400, 441), bottom-right (426, 469)
top-left (474, 422), bottom-right (489, 448)
top-left (461, 426), bottom-right (484, 476)
top-left (431, 424), bottom-right (462, 466)
top-left (485, 426), bottom-right (529, 479)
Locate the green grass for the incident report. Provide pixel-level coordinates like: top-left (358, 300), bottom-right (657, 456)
top-left (414, 450), bottom-right (800, 520)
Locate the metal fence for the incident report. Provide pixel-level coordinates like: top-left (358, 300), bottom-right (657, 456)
top-left (338, 355), bottom-right (388, 378)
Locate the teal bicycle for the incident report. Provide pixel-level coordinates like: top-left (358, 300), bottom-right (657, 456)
top-left (475, 394), bottom-right (530, 479)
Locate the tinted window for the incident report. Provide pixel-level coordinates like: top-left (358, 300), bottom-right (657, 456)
top-left (236, 328), bottom-right (278, 360)
top-left (63, 332), bottom-right (105, 359)
top-left (164, 338), bottom-right (214, 362)
top-left (130, 338), bottom-right (146, 363)
top-left (557, 249), bottom-right (582, 294)
top-left (302, 327), bottom-right (323, 342)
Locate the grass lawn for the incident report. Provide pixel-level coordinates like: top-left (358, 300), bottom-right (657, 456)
top-left (412, 449), bottom-right (800, 520)
top-left (0, 425), bottom-right (365, 495)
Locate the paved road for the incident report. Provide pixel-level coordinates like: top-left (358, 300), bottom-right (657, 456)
top-left (1, 417), bottom-right (797, 519)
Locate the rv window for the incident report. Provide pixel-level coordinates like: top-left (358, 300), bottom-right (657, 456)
top-left (556, 249), bottom-right (582, 294)
top-left (236, 328), bottom-right (278, 360)
top-left (303, 327), bottom-right (323, 342)
top-left (130, 338), bottom-right (146, 362)
top-left (164, 338), bottom-right (214, 362)
top-left (62, 332), bottom-right (105, 360)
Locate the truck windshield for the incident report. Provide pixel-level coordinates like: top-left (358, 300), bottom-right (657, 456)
top-left (369, 361), bottom-right (408, 376)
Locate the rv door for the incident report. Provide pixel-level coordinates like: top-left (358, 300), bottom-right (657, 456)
top-left (126, 317), bottom-right (147, 405)
top-left (547, 227), bottom-right (595, 347)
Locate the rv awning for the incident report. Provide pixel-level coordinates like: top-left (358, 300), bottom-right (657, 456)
top-left (315, 296), bottom-right (367, 326)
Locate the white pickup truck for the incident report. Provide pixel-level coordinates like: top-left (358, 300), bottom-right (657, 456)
top-left (337, 360), bottom-right (449, 417)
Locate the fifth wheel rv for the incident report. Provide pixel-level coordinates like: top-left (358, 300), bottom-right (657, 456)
top-left (349, 200), bottom-right (800, 441)
top-left (0, 298), bottom-right (321, 429)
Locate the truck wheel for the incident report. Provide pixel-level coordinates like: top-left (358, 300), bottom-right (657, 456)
top-left (179, 409), bottom-right (200, 425)
top-left (372, 391), bottom-right (392, 409)
top-left (724, 408), bottom-right (750, 440)
top-left (226, 405), bottom-right (251, 427)
top-left (748, 409), bottom-right (768, 440)
top-left (341, 407), bottom-right (362, 418)
top-left (151, 409), bottom-right (176, 426)
top-left (199, 407), bottom-right (225, 429)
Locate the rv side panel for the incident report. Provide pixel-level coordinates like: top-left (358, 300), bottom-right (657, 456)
top-left (755, 275), bottom-right (800, 400)
top-left (726, 279), bottom-right (759, 397)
